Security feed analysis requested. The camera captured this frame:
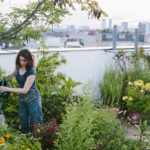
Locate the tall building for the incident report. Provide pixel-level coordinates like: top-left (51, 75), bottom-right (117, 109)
top-left (109, 19), bottom-right (112, 30)
top-left (138, 22), bottom-right (150, 33)
top-left (101, 19), bottom-right (107, 30)
top-left (144, 22), bottom-right (150, 33)
top-left (138, 23), bottom-right (146, 33)
top-left (121, 22), bottom-right (128, 32)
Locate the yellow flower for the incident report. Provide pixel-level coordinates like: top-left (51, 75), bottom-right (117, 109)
top-left (128, 97), bottom-right (133, 101)
top-left (5, 134), bottom-right (11, 139)
top-left (134, 80), bottom-right (144, 87)
top-left (144, 83), bottom-right (150, 91)
top-left (0, 137), bottom-right (5, 144)
top-left (140, 90), bottom-right (144, 94)
top-left (122, 96), bottom-right (128, 101)
top-left (128, 82), bottom-right (133, 86)
top-left (26, 148), bottom-right (31, 150)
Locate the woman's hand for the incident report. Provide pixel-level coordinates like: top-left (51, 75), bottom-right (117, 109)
top-left (0, 86), bottom-right (6, 92)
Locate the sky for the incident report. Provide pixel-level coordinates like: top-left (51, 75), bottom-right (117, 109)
top-left (0, 0), bottom-right (150, 29)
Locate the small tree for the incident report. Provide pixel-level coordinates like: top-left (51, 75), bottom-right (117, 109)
top-left (0, 0), bottom-right (106, 46)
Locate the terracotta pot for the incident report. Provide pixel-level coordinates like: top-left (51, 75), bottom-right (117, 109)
top-left (128, 111), bottom-right (142, 124)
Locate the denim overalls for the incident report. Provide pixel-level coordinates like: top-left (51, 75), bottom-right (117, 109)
top-left (16, 67), bottom-right (43, 133)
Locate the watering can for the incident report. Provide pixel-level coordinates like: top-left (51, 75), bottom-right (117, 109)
top-left (0, 78), bottom-right (10, 112)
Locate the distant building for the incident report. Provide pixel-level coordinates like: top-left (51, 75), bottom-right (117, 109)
top-left (138, 22), bottom-right (150, 33)
top-left (138, 23), bottom-right (146, 33)
top-left (67, 25), bottom-right (76, 33)
top-left (108, 19), bottom-right (112, 30)
top-left (144, 22), bottom-right (150, 33)
top-left (121, 22), bottom-right (128, 32)
top-left (128, 28), bottom-right (135, 33)
top-left (79, 26), bottom-right (90, 31)
top-left (101, 19), bottom-right (107, 30)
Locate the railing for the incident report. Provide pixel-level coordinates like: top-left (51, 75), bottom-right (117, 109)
top-left (101, 25), bottom-right (150, 51)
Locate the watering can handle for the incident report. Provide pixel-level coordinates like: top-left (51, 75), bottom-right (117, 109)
top-left (1, 77), bottom-right (6, 86)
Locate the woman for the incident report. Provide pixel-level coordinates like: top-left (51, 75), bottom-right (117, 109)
top-left (0, 49), bottom-right (43, 133)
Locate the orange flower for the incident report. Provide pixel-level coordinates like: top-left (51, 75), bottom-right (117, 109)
top-left (0, 137), bottom-right (5, 144)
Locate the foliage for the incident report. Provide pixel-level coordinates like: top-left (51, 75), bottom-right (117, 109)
top-left (114, 48), bottom-right (150, 82)
top-left (33, 119), bottom-right (57, 150)
top-left (119, 139), bottom-right (148, 150)
top-left (99, 67), bottom-right (124, 106)
top-left (54, 85), bottom-right (146, 150)
top-left (0, 73), bottom-right (20, 129)
top-left (0, 0), bottom-right (106, 46)
top-left (122, 80), bottom-right (150, 116)
top-left (0, 125), bottom-right (41, 150)
top-left (110, 48), bottom-right (150, 109)
top-left (0, 69), bottom-right (4, 77)
top-left (0, 51), bottom-right (81, 128)
top-left (36, 52), bottom-right (81, 123)
top-left (54, 86), bottom-right (96, 150)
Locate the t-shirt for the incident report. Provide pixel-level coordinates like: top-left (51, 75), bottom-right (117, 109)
top-left (16, 68), bottom-right (36, 88)
top-left (15, 67), bottom-right (40, 100)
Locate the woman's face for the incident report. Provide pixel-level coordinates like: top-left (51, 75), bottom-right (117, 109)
top-left (19, 56), bottom-right (28, 67)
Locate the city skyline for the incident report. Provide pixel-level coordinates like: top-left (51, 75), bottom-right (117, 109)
top-left (0, 0), bottom-right (150, 28)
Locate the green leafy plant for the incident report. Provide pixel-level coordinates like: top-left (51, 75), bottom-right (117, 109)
top-left (33, 119), bottom-right (57, 150)
top-left (0, 0), bottom-right (106, 47)
top-left (1, 52), bottom-right (81, 128)
top-left (122, 80), bottom-right (150, 119)
top-left (104, 47), bottom-right (150, 109)
top-left (0, 71), bottom-right (20, 129)
top-left (36, 52), bottom-right (81, 123)
top-left (54, 85), bottom-right (146, 150)
top-left (99, 67), bottom-right (124, 106)
top-left (0, 125), bottom-right (41, 150)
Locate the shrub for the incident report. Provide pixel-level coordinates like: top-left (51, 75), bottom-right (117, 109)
top-left (54, 86), bottom-right (96, 150)
top-left (99, 67), bottom-right (124, 106)
top-left (36, 52), bottom-right (81, 123)
top-left (122, 80), bottom-right (150, 120)
top-left (0, 125), bottom-right (41, 150)
top-left (0, 73), bottom-right (20, 129)
top-left (54, 86), bottom-right (146, 150)
top-left (33, 119), bottom-right (57, 150)
top-left (1, 51), bottom-right (81, 128)
top-left (101, 48), bottom-right (150, 109)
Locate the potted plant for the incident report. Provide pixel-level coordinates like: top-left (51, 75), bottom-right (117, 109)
top-left (122, 80), bottom-right (150, 124)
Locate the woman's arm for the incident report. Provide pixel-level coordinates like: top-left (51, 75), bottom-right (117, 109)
top-left (4, 69), bottom-right (16, 78)
top-left (0, 75), bottom-right (35, 94)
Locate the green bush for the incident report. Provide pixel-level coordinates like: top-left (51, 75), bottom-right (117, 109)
top-left (54, 87), bottom-right (96, 150)
top-left (1, 52), bottom-right (81, 128)
top-left (0, 125), bottom-right (41, 150)
top-left (100, 48), bottom-right (150, 109)
top-left (0, 70), bottom-right (20, 129)
top-left (99, 67), bottom-right (124, 106)
top-left (54, 86), bottom-right (146, 150)
top-left (36, 52), bottom-right (81, 123)
top-left (116, 48), bottom-right (150, 110)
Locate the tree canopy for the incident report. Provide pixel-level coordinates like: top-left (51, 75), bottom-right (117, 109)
top-left (0, 0), bottom-right (106, 45)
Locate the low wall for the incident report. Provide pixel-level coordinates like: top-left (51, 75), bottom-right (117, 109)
top-left (0, 47), bottom-right (118, 98)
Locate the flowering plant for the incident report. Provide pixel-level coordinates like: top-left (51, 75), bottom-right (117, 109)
top-left (33, 119), bottom-right (57, 150)
top-left (0, 125), bottom-right (41, 149)
top-left (122, 80), bottom-right (150, 113)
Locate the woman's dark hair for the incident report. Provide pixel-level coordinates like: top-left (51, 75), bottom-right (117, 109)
top-left (16, 49), bottom-right (34, 69)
